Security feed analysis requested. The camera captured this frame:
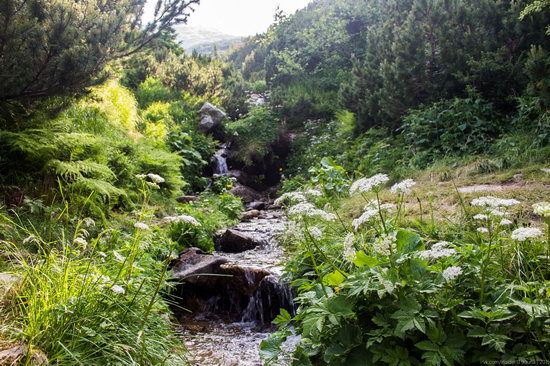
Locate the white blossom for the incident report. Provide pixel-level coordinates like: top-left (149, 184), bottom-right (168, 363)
top-left (349, 174), bottom-right (389, 195)
top-left (82, 217), bottom-right (96, 227)
top-left (343, 233), bottom-right (356, 260)
top-left (135, 174), bottom-right (147, 179)
top-left (288, 202), bottom-right (336, 221)
top-left (489, 209), bottom-right (506, 217)
top-left (499, 219), bottom-right (513, 226)
top-left (274, 192), bottom-right (307, 206)
top-left (419, 241), bottom-right (456, 260)
top-left (471, 196), bottom-right (520, 208)
top-left (165, 214), bottom-right (201, 226)
top-left (134, 222), bottom-right (150, 230)
top-left (373, 232), bottom-right (397, 256)
top-left (533, 202), bottom-right (550, 218)
top-left (305, 189), bottom-right (323, 197)
top-left (352, 209), bottom-right (378, 231)
top-left (390, 179), bottom-right (416, 194)
top-left (511, 228), bottom-right (543, 242)
top-left (111, 285), bottom-right (125, 295)
top-left (308, 227), bottom-right (323, 240)
top-left (477, 227), bottom-right (489, 233)
top-left (113, 251), bottom-right (126, 262)
top-left (147, 173), bottom-right (165, 184)
top-left (473, 214), bottom-right (489, 221)
top-left (442, 266), bottom-right (463, 281)
top-left (73, 237), bottom-right (87, 247)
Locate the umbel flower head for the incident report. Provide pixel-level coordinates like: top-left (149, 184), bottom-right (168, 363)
top-left (442, 266), bottom-right (463, 281)
top-left (288, 202), bottom-right (336, 221)
top-left (511, 227), bottom-right (543, 242)
top-left (390, 179), bottom-right (416, 194)
top-left (471, 196), bottom-right (520, 208)
top-left (352, 208), bottom-right (378, 231)
top-left (147, 173), bottom-right (165, 184)
top-left (533, 202), bottom-right (550, 218)
top-left (350, 174), bottom-right (389, 195)
top-left (134, 222), bottom-right (150, 230)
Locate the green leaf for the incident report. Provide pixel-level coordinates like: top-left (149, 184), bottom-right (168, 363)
top-left (327, 296), bottom-right (355, 318)
top-left (396, 229), bottom-right (423, 254)
top-left (323, 271), bottom-right (346, 287)
top-left (352, 251), bottom-right (380, 268)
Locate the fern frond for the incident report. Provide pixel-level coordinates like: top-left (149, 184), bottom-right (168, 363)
top-left (69, 178), bottom-right (126, 202)
top-left (48, 160), bottom-right (116, 182)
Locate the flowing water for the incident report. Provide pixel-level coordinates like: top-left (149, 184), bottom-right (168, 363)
top-left (212, 144), bottom-right (229, 176)
top-left (178, 209), bottom-right (293, 366)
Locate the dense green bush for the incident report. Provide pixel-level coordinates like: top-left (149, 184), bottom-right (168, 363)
top-left (225, 107), bottom-right (280, 166)
top-left (402, 92), bottom-right (503, 166)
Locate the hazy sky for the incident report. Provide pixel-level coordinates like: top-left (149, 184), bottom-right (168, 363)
top-left (145, 0), bottom-right (313, 36)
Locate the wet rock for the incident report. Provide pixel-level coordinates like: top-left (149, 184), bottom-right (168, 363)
top-left (240, 209), bottom-right (261, 222)
top-left (246, 201), bottom-right (266, 211)
top-left (227, 169), bottom-right (253, 186)
top-left (171, 248), bottom-right (228, 287)
top-left (199, 102), bottom-right (226, 133)
top-left (215, 229), bottom-right (264, 253)
top-left (176, 195), bottom-right (198, 204)
top-left (229, 184), bottom-right (263, 203)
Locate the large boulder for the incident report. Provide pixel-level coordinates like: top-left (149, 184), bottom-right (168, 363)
top-left (215, 229), bottom-right (264, 253)
top-left (171, 248), bottom-right (228, 288)
top-left (229, 183), bottom-right (263, 203)
top-left (199, 102), bottom-right (226, 133)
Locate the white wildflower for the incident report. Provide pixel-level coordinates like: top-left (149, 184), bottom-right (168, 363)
top-left (274, 192), bottom-right (307, 206)
top-left (134, 222), bottom-right (150, 230)
top-left (499, 219), bottom-right (513, 226)
top-left (373, 232), bottom-right (397, 256)
top-left (419, 248), bottom-right (456, 260)
top-left (73, 237), bottom-right (87, 247)
top-left (98, 251), bottom-right (107, 258)
top-left (432, 241), bottom-right (451, 251)
top-left (442, 266), bottom-right (463, 281)
top-left (390, 179), bottom-right (416, 194)
top-left (541, 168), bottom-right (550, 174)
top-left (488, 209), bottom-right (506, 217)
top-left (343, 233), bottom-right (356, 260)
top-left (111, 285), bottom-right (125, 295)
top-left (473, 214), bottom-right (489, 221)
top-left (350, 174), bottom-right (389, 195)
top-left (113, 251), bottom-right (126, 262)
top-left (167, 214), bottom-right (201, 226)
top-left (135, 174), bottom-right (147, 179)
top-left (146, 182), bottom-right (160, 190)
top-left (352, 209), bottom-right (378, 231)
top-left (82, 217), bottom-right (96, 227)
top-left (288, 202), bottom-right (336, 221)
top-left (308, 227), bottom-right (323, 240)
top-left (305, 189), bottom-right (323, 197)
top-left (511, 228), bottom-right (543, 242)
top-left (533, 202), bottom-right (550, 218)
top-left (477, 227), bottom-right (489, 233)
top-left (147, 173), bottom-right (165, 184)
top-left (471, 196), bottom-right (520, 208)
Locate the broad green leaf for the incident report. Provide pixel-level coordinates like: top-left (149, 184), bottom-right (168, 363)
top-left (323, 271), bottom-right (346, 287)
top-left (396, 229), bottom-right (423, 253)
top-left (353, 251), bottom-right (380, 268)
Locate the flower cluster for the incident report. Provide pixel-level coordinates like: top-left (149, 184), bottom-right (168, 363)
top-left (390, 179), bottom-right (416, 194)
top-left (288, 202), bottom-right (336, 221)
top-left (305, 189), bottom-right (323, 197)
top-left (350, 174), bottom-right (389, 195)
top-left (373, 232), bottom-right (397, 256)
top-left (164, 214), bottom-right (201, 226)
top-left (352, 208), bottom-right (378, 231)
top-left (418, 241), bottom-right (457, 260)
top-left (147, 173), bottom-right (165, 184)
top-left (442, 266), bottom-right (463, 281)
top-left (533, 202), bottom-right (550, 218)
top-left (308, 227), bottom-right (323, 240)
top-left (511, 227), bottom-right (543, 242)
top-left (134, 222), bottom-right (150, 231)
top-left (343, 233), bottom-right (356, 260)
top-left (471, 196), bottom-right (520, 208)
top-left (274, 192), bottom-right (307, 206)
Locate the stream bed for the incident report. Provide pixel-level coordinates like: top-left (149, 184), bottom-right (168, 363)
top-left (177, 209), bottom-right (292, 366)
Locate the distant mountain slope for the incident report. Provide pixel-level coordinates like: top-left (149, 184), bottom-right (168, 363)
top-left (174, 25), bottom-right (244, 54)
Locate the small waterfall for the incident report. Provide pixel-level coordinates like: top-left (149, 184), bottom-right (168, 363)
top-left (241, 274), bottom-right (294, 324)
top-left (212, 144), bottom-right (229, 176)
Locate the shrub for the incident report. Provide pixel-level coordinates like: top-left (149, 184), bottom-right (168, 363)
top-left (402, 91), bottom-right (503, 167)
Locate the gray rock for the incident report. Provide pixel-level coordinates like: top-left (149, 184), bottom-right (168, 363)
top-left (240, 209), bottom-right (261, 222)
top-left (215, 229), bottom-right (264, 253)
top-left (171, 248), bottom-right (228, 287)
top-left (176, 195), bottom-right (198, 204)
top-left (229, 184), bottom-right (263, 203)
top-left (246, 201), bottom-right (266, 211)
top-left (199, 102), bottom-right (226, 132)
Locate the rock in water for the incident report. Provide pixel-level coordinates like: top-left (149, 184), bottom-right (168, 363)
top-left (229, 183), bottom-right (263, 203)
top-left (199, 102), bottom-right (226, 133)
top-left (215, 229), bottom-right (264, 253)
top-left (171, 248), bottom-right (228, 287)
